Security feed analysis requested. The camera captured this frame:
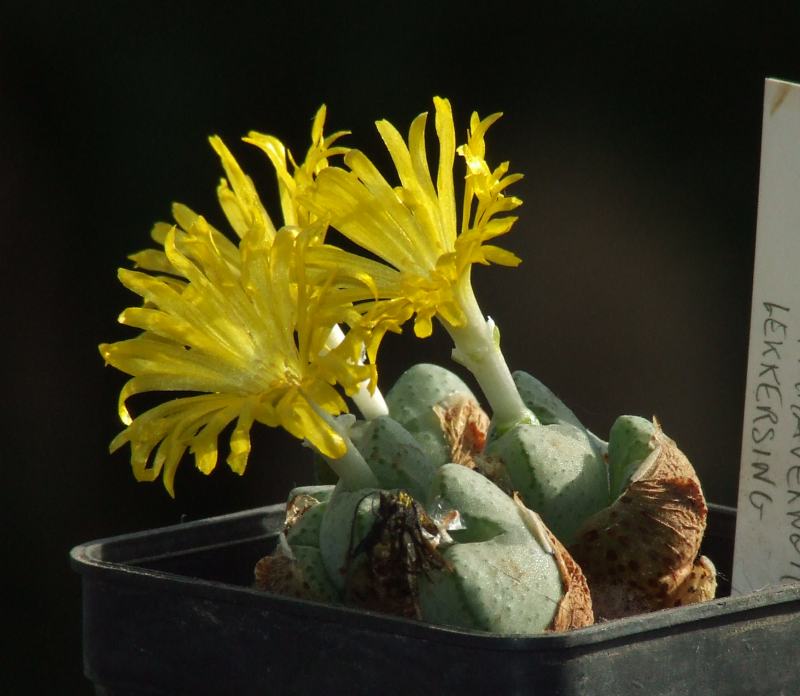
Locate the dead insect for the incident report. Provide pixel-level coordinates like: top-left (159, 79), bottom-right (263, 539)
top-left (345, 490), bottom-right (452, 619)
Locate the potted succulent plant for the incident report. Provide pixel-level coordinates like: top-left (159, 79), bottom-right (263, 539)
top-left (73, 97), bottom-right (800, 695)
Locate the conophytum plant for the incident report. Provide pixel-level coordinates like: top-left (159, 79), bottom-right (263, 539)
top-left (101, 98), bottom-right (715, 633)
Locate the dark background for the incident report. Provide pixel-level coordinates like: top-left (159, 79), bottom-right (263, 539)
top-left (3, 2), bottom-right (799, 692)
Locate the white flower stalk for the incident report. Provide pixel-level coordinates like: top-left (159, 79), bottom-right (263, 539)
top-left (324, 325), bottom-right (389, 420)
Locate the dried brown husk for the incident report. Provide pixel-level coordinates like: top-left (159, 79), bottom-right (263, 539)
top-left (546, 527), bottom-right (595, 630)
top-left (283, 492), bottom-right (320, 532)
top-left (671, 555), bottom-right (717, 607)
top-left (433, 393), bottom-right (490, 467)
top-left (253, 553), bottom-right (326, 600)
top-left (253, 493), bottom-right (324, 600)
top-left (568, 422), bottom-right (712, 620)
top-left (434, 393), bottom-right (513, 491)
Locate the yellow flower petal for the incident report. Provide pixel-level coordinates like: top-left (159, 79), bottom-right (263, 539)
top-left (191, 404), bottom-right (239, 475)
top-left (433, 96), bottom-right (457, 242)
top-left (245, 105), bottom-right (349, 229)
top-left (227, 399), bottom-right (256, 475)
top-left (304, 97), bottom-right (523, 358)
top-left (104, 197), bottom-right (371, 494)
top-left (209, 135), bottom-right (276, 243)
top-left (481, 245), bottom-right (522, 267)
top-left (275, 391), bottom-right (346, 459)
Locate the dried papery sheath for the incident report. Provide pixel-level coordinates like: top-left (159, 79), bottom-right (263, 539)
top-left (569, 423), bottom-right (709, 620)
top-left (433, 392), bottom-right (490, 467)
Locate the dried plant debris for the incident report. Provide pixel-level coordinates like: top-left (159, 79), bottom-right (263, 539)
top-left (513, 492), bottom-right (594, 630)
top-left (547, 528), bottom-right (595, 630)
top-left (569, 423), bottom-right (711, 620)
top-left (253, 491), bottom-right (338, 602)
top-left (253, 548), bottom-right (333, 602)
top-left (284, 493), bottom-right (322, 533)
top-left (344, 491), bottom-right (452, 619)
top-left (254, 554), bottom-right (301, 595)
top-left (671, 555), bottom-right (717, 607)
top-left (433, 393), bottom-right (490, 467)
top-left (434, 393), bottom-right (514, 491)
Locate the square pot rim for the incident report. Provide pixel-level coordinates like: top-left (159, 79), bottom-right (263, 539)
top-left (70, 502), bottom-right (800, 651)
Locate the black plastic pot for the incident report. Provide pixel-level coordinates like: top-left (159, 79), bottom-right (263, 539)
top-left (71, 504), bottom-right (799, 695)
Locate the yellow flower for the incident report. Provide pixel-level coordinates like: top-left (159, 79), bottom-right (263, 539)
top-left (128, 105), bottom-right (348, 279)
top-left (244, 105), bottom-right (350, 229)
top-left (100, 109), bottom-right (367, 496)
top-left (302, 97), bottom-right (523, 356)
top-left (100, 224), bottom-right (371, 497)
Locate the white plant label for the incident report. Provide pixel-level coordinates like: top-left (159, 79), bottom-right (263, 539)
top-left (733, 78), bottom-right (800, 595)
